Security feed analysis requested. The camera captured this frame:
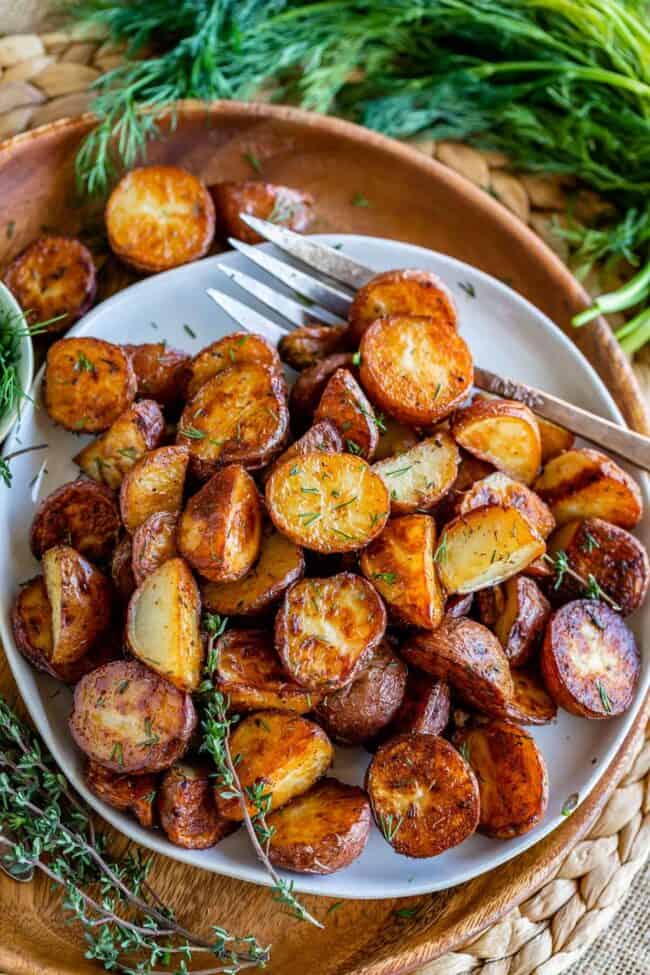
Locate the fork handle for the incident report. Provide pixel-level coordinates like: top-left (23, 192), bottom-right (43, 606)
top-left (474, 366), bottom-right (650, 474)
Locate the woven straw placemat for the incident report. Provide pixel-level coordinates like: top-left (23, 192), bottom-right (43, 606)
top-left (0, 21), bottom-right (648, 975)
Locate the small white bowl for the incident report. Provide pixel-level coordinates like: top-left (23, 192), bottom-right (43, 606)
top-left (0, 281), bottom-right (34, 442)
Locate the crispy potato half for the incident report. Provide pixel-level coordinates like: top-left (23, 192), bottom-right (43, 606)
top-left (537, 417), bottom-right (574, 463)
top-left (70, 659), bottom-right (196, 774)
top-left (75, 399), bottom-right (165, 489)
top-left (127, 557), bottom-right (203, 692)
top-left (373, 416), bottom-right (419, 462)
top-left (106, 165), bottom-right (215, 272)
top-left (268, 777), bottom-right (371, 874)
top-left (178, 465), bottom-right (262, 583)
top-left (372, 432), bottom-right (460, 514)
top-left (459, 471), bottom-right (555, 538)
top-left (541, 600), bottom-right (640, 718)
top-left (215, 711), bottom-right (333, 821)
top-left (453, 720), bottom-right (548, 838)
top-left (266, 452), bottom-right (389, 553)
top-left (119, 444), bottom-right (189, 534)
top-left (85, 761), bottom-right (157, 828)
top-left (31, 478), bottom-right (120, 562)
top-left (504, 669), bottom-right (557, 725)
top-left (349, 269), bottom-right (457, 344)
top-left (262, 419), bottom-right (343, 486)
top-left (478, 576), bottom-right (550, 667)
top-left (367, 734), bottom-right (479, 858)
top-left (43, 545), bottom-right (111, 667)
top-left (290, 353), bottom-right (356, 426)
top-left (279, 324), bottom-right (350, 371)
top-left (131, 511), bottom-right (178, 586)
top-left (44, 337), bottom-right (137, 433)
top-left (433, 452), bottom-right (495, 523)
top-left (4, 234), bottom-right (96, 329)
top-left (376, 670), bottom-right (451, 745)
top-left (401, 617), bottom-right (513, 716)
top-left (210, 181), bottom-right (313, 243)
top-left (436, 505), bottom-right (546, 594)
top-left (276, 572), bottom-right (387, 691)
top-left (359, 315), bottom-right (473, 426)
top-left (361, 514), bottom-right (444, 629)
top-left (111, 535), bottom-right (136, 602)
top-left (157, 764), bottom-right (237, 849)
top-left (124, 342), bottom-right (190, 408)
top-left (184, 332), bottom-right (282, 401)
top-left (314, 367), bottom-right (379, 459)
top-left (451, 398), bottom-right (541, 485)
top-left (534, 448), bottom-right (643, 529)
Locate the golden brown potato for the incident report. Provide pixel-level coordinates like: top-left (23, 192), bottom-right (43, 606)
top-left (177, 465), bottom-right (262, 583)
top-left (504, 669), bottom-right (557, 725)
top-left (537, 416), bottom-right (574, 463)
top-left (126, 557), bottom-right (203, 692)
top-left (436, 505), bottom-right (546, 594)
top-left (44, 337), bottom-right (137, 433)
top-left (278, 323), bottom-right (350, 370)
top-left (4, 235), bottom-right (96, 330)
top-left (459, 471), bottom-right (555, 538)
top-left (451, 398), bottom-right (541, 485)
top-left (348, 269), bottom-right (457, 344)
top-left (43, 545), bottom-right (111, 667)
top-left (131, 511), bottom-right (178, 586)
top-left (84, 761), bottom-right (157, 828)
top-left (267, 777), bottom-right (371, 874)
top-left (276, 573), bottom-right (386, 691)
top-left (111, 535), bottom-right (136, 603)
top-left (30, 478), bottom-right (120, 562)
top-left (215, 711), bottom-right (333, 821)
top-left (177, 363), bottom-right (289, 479)
top-left (373, 416), bottom-right (419, 461)
top-left (534, 448), bottom-right (643, 529)
top-left (453, 719), bottom-right (548, 838)
top-left (11, 576), bottom-right (55, 674)
top-left (75, 399), bottom-right (165, 489)
top-left (261, 420), bottom-right (344, 486)
top-left (361, 514), bottom-right (444, 629)
top-left (70, 659), bottom-right (196, 774)
top-left (210, 181), bottom-right (313, 243)
top-left (401, 617), bottom-right (513, 717)
top-left (541, 600), bottom-right (640, 718)
top-left (314, 367), bottom-right (379, 460)
top-left (289, 353), bottom-right (356, 425)
top-left (372, 432), bottom-right (460, 514)
top-left (359, 315), bottom-right (473, 426)
top-left (266, 452), bottom-right (389, 553)
top-left (119, 445), bottom-right (189, 534)
top-left (375, 670), bottom-right (451, 745)
top-left (547, 517), bottom-right (649, 615)
top-left (106, 165), bottom-right (215, 272)
top-left (366, 734), bottom-right (479, 858)
top-left (477, 576), bottom-right (550, 667)
top-left (124, 342), bottom-right (190, 408)
top-left (432, 452), bottom-right (495, 523)
top-left (183, 332), bottom-right (282, 401)
top-left (157, 764), bottom-right (237, 849)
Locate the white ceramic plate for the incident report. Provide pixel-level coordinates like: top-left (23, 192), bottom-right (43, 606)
top-left (1, 235), bottom-right (647, 900)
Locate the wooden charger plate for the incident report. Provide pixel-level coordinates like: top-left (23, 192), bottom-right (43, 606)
top-left (0, 101), bottom-right (647, 975)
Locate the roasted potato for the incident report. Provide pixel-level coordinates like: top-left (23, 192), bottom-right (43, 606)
top-left (315, 642), bottom-right (407, 745)
top-left (266, 452), bottom-right (389, 553)
top-left (30, 477), bottom-right (120, 562)
top-left (348, 269), bottom-right (457, 344)
top-left (289, 353), bottom-right (356, 426)
top-left (157, 763), bottom-right (237, 848)
top-left (537, 417), bottom-right (574, 463)
top-left (75, 399), bottom-right (165, 489)
top-left (534, 448), bottom-right (643, 529)
top-left (372, 432), bottom-right (460, 514)
top-left (359, 315), bottom-right (473, 426)
top-left (435, 505), bottom-right (546, 594)
top-left (541, 600), bottom-right (640, 718)
top-left (504, 669), bottom-right (557, 725)
top-left (119, 444), bottom-right (189, 533)
top-left (4, 234), bottom-right (96, 329)
top-left (278, 323), bottom-right (350, 370)
top-left (43, 545), bottom-right (111, 667)
top-left (210, 181), bottom-right (313, 243)
top-left (451, 398), bottom-right (541, 485)
top-left (453, 719), bottom-right (548, 838)
top-left (44, 337), bottom-right (137, 433)
top-left (366, 734), bottom-right (479, 858)
top-left (177, 465), bottom-right (262, 583)
top-left (547, 517), bottom-right (650, 615)
top-left (433, 452), bottom-right (495, 523)
top-left (106, 165), bottom-right (215, 272)
top-left (183, 332), bottom-right (282, 401)
top-left (124, 342), bottom-right (190, 409)
top-left (84, 761), bottom-right (157, 828)
top-left (360, 514), bottom-right (444, 629)
top-left (214, 711), bottom-right (333, 821)
top-left (401, 617), bottom-right (513, 717)
top-left (373, 416), bottom-right (419, 461)
top-left (267, 777), bottom-right (371, 874)
top-left (70, 659), bottom-right (196, 774)
top-left (375, 670), bottom-right (451, 744)
top-left (477, 576), bottom-right (550, 667)
top-left (262, 419), bottom-right (343, 485)
top-left (524, 556), bottom-right (555, 581)
top-left (131, 511), bottom-right (178, 586)
top-left (111, 535), bottom-right (136, 602)
top-left (314, 367), bottom-right (379, 460)
top-left (126, 557), bottom-right (203, 692)
top-left (459, 471), bottom-right (555, 538)
top-left (445, 593), bottom-right (474, 619)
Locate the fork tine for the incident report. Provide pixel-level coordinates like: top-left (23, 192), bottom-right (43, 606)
top-left (217, 264), bottom-right (346, 329)
top-left (205, 287), bottom-right (289, 345)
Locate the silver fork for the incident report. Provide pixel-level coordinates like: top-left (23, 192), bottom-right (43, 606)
top-left (206, 215), bottom-right (650, 474)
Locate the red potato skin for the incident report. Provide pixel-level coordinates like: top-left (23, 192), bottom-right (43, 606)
top-left (131, 511), bottom-right (178, 586)
top-left (4, 234), bottom-right (96, 329)
top-left (157, 764), bottom-right (237, 849)
top-left (314, 367), bottom-right (379, 460)
top-left (84, 761), bottom-right (157, 828)
top-left (30, 478), bottom-right (121, 563)
top-left (289, 353), bottom-right (357, 427)
top-left (210, 181), bottom-right (313, 244)
top-left (124, 343), bottom-right (190, 408)
top-left (111, 536), bottom-right (136, 603)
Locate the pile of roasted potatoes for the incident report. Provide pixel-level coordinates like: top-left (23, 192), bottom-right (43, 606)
top-left (7, 164), bottom-right (647, 875)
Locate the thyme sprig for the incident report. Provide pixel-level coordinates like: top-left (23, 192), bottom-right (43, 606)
top-left (543, 550), bottom-right (620, 611)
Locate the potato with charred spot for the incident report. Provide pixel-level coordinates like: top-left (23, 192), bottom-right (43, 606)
top-left (314, 367), bottom-right (379, 459)
top-left (349, 269), bottom-right (457, 344)
top-left (31, 478), bottom-right (120, 562)
top-left (459, 472), bottom-right (555, 539)
top-left (75, 400), bottom-right (165, 489)
top-left (85, 761), bottom-right (157, 828)
top-left (120, 445), bottom-right (189, 534)
top-left (123, 342), bottom-right (189, 409)
top-left (183, 332), bottom-right (282, 401)
top-left (451, 398), bottom-right (541, 485)
top-left (534, 448), bottom-right (642, 529)
top-left (289, 353), bottom-right (356, 426)
top-left (157, 764), bottom-right (237, 849)
top-left (210, 181), bottom-right (313, 244)
top-left (477, 576), bottom-right (550, 667)
top-left (279, 324), bottom-right (350, 370)
top-left (504, 669), bottom-right (557, 725)
top-left (131, 511), bottom-right (178, 586)
top-left (374, 670), bottom-right (451, 747)
top-left (43, 545), bottom-right (111, 668)
top-left (372, 433), bottom-right (459, 514)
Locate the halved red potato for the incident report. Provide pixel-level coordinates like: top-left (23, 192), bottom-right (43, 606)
top-left (290, 353), bottom-right (356, 426)
top-left (70, 659), bottom-right (196, 774)
top-left (177, 465), bottom-right (262, 583)
top-left (183, 332), bottom-right (282, 401)
top-left (372, 432), bottom-right (459, 514)
top-left (75, 399), bottom-right (165, 489)
top-left (314, 367), bottom-right (379, 459)
top-left (459, 471), bottom-right (555, 538)
top-left (278, 323), bottom-right (350, 370)
top-left (43, 545), bottom-right (111, 667)
top-left (376, 671), bottom-right (451, 744)
top-left (359, 315), bottom-right (473, 425)
top-left (266, 452), bottom-right (389, 553)
top-left (4, 234), bottom-right (96, 329)
top-left (215, 711), bottom-right (333, 821)
top-left (85, 761), bottom-right (157, 828)
top-left (374, 417), bottom-right (419, 461)
top-left (453, 719), bottom-right (548, 838)
top-left (537, 417), bottom-right (574, 463)
top-left (124, 342), bottom-right (190, 408)
top-left (504, 669), bottom-right (557, 725)
top-left (534, 449), bottom-right (643, 529)
top-left (267, 778), bottom-right (371, 874)
top-left (30, 478), bottom-right (120, 562)
top-left (131, 511), bottom-right (178, 586)
top-left (451, 398), bottom-right (541, 485)
top-left (111, 535), bottom-right (136, 603)
top-left (436, 505), bottom-right (546, 594)
top-left (157, 763), bottom-right (237, 849)
top-left (445, 593), bottom-right (474, 618)
top-left (477, 576), bottom-right (550, 667)
top-left (348, 269), bottom-right (457, 344)
top-left (210, 181), bottom-right (313, 243)
top-left (275, 572), bottom-right (387, 691)
top-left (261, 419), bottom-right (343, 486)
top-left (401, 617), bottom-right (513, 716)
top-left (360, 514), bottom-right (444, 629)
top-left (119, 445), bottom-right (189, 534)
top-left (367, 734), bottom-right (479, 857)
top-left (177, 363), bottom-right (289, 479)
top-left (541, 600), bottom-right (640, 718)
top-left (106, 165), bottom-right (215, 272)
top-left (213, 629), bottom-right (321, 713)
top-left (44, 337), bottom-right (137, 433)
top-left (126, 557), bottom-right (203, 692)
